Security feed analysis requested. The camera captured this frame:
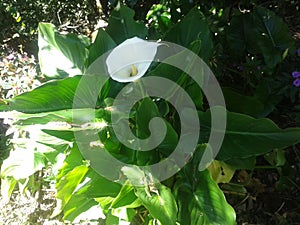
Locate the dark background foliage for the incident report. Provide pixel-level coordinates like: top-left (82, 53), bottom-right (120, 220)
top-left (0, 0), bottom-right (299, 224)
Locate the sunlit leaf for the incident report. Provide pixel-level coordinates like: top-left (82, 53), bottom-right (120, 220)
top-left (38, 23), bottom-right (89, 79)
top-left (1, 145), bottom-right (46, 180)
top-left (122, 166), bottom-right (178, 225)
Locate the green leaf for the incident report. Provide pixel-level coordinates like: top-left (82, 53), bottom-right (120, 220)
top-left (106, 210), bottom-right (120, 225)
top-left (1, 147), bottom-right (46, 180)
top-left (136, 184), bottom-right (177, 225)
top-left (95, 197), bottom-right (115, 213)
top-left (222, 87), bottom-right (265, 117)
top-left (164, 7), bottom-right (213, 61)
top-left (134, 98), bottom-right (178, 164)
top-left (122, 166), bottom-right (178, 225)
top-left (38, 23), bottom-right (90, 79)
top-left (106, 5), bottom-right (147, 44)
top-left (8, 75), bottom-right (103, 113)
top-left (111, 182), bottom-right (141, 208)
top-left (264, 149), bottom-right (286, 167)
top-left (53, 164), bottom-right (89, 217)
top-left (8, 76), bottom-right (81, 113)
top-left (74, 169), bottom-right (122, 199)
top-left (226, 14), bottom-right (251, 58)
top-left (63, 194), bottom-right (98, 222)
top-left (253, 6), bottom-right (294, 50)
top-left (55, 145), bottom-right (84, 182)
top-left (252, 6), bottom-right (294, 68)
top-left (98, 126), bottom-right (121, 154)
top-left (226, 7), bottom-right (294, 68)
top-left (185, 79), bottom-right (203, 110)
top-left (42, 130), bottom-right (75, 142)
top-left (63, 169), bottom-right (122, 221)
top-left (199, 107), bottom-right (300, 160)
top-left (87, 29), bottom-right (116, 67)
top-left (175, 168), bottom-right (236, 225)
top-left (225, 157), bottom-right (256, 170)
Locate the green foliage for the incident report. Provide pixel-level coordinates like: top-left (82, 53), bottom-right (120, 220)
top-left (106, 4), bottom-right (148, 44)
top-left (0, 0), bottom-right (100, 52)
top-left (199, 107), bottom-right (300, 161)
top-left (164, 7), bottom-right (213, 62)
top-left (226, 6), bottom-right (294, 69)
top-left (38, 23), bottom-right (90, 79)
top-left (175, 165), bottom-right (236, 224)
top-left (0, 2), bottom-right (299, 224)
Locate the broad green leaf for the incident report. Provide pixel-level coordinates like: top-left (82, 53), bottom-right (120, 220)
top-left (139, 98), bottom-right (178, 153)
top-left (111, 207), bottom-right (136, 222)
top-left (225, 157), bottom-right (256, 170)
top-left (185, 80), bottom-right (203, 110)
top-left (1, 108), bottom-right (107, 144)
top-left (122, 166), bottom-right (177, 225)
top-left (253, 6), bottom-right (294, 65)
top-left (226, 7), bottom-right (294, 68)
top-left (10, 108), bottom-right (105, 126)
top-left (74, 169), bottom-right (122, 199)
top-left (95, 197), bottom-right (115, 213)
top-left (62, 169), bottom-right (121, 220)
top-left (98, 126), bottom-right (121, 154)
top-left (0, 101), bottom-right (9, 112)
top-left (1, 146), bottom-right (46, 180)
top-left (135, 184), bottom-right (177, 225)
top-left (106, 5), bottom-right (147, 44)
top-left (111, 183), bottom-right (141, 209)
top-left (87, 29), bottom-right (116, 67)
top-left (8, 76), bottom-right (81, 113)
top-left (254, 79), bottom-right (282, 117)
top-left (62, 169), bottom-right (120, 222)
top-left (106, 210), bottom-right (121, 225)
top-left (226, 14), bottom-right (252, 58)
top-left (222, 87), bottom-right (264, 118)
top-left (38, 23), bottom-right (89, 79)
top-left (63, 194), bottom-right (99, 222)
top-left (8, 75), bottom-right (103, 113)
top-left (55, 145), bottom-right (84, 182)
top-left (164, 7), bottom-right (213, 61)
top-left (54, 164), bottom-right (89, 217)
top-left (199, 107), bottom-right (300, 160)
top-left (175, 168), bottom-right (236, 225)
top-left (42, 130), bottom-right (75, 142)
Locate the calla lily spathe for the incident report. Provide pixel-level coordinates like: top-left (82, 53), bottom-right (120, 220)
top-left (106, 37), bottom-right (161, 82)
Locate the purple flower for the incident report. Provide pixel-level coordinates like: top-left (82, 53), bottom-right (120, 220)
top-left (292, 71), bottom-right (300, 78)
top-left (297, 48), bottom-right (300, 56)
top-left (293, 79), bottom-right (300, 87)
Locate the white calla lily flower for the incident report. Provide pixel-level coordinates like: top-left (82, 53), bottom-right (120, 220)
top-left (106, 37), bottom-right (161, 82)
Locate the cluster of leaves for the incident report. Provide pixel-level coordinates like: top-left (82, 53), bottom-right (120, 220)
top-left (0, 1), bottom-right (300, 224)
top-left (0, 0), bottom-right (101, 52)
